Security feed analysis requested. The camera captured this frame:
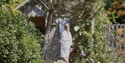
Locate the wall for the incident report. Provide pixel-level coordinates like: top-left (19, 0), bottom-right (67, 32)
top-left (22, 4), bottom-right (44, 17)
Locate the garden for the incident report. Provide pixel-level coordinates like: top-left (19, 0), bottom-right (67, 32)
top-left (0, 0), bottom-right (125, 63)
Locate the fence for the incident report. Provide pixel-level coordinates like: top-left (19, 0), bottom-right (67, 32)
top-left (106, 24), bottom-right (125, 54)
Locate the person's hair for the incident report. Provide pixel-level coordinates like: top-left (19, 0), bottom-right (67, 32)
top-left (64, 24), bottom-right (70, 32)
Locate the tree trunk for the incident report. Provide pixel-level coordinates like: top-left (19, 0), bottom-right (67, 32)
top-left (43, 10), bottom-right (54, 61)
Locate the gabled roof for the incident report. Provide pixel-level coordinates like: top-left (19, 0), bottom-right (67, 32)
top-left (14, 0), bottom-right (30, 10)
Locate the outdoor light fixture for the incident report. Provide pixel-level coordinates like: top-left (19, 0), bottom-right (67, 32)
top-left (51, 20), bottom-right (56, 26)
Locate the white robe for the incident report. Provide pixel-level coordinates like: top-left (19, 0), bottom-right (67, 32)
top-left (60, 30), bottom-right (73, 57)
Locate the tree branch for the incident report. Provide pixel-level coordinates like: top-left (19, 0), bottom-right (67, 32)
top-left (89, 6), bottom-right (103, 20)
top-left (38, 0), bottom-right (50, 11)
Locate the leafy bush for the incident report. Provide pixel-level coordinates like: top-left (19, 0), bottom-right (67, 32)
top-left (74, 11), bottom-right (113, 63)
top-left (0, 8), bottom-right (44, 63)
top-left (105, 0), bottom-right (125, 24)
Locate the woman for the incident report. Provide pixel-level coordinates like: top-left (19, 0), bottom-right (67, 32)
top-left (59, 24), bottom-right (73, 63)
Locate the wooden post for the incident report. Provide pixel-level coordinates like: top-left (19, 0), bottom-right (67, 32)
top-left (91, 18), bottom-right (95, 49)
top-left (91, 18), bottom-right (94, 35)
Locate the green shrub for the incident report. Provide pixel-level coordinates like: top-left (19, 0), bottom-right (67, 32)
top-left (73, 3), bottom-right (113, 63)
top-left (0, 8), bottom-right (44, 63)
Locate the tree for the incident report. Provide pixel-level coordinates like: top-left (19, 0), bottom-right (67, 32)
top-left (106, 0), bottom-right (125, 24)
top-left (35, 0), bottom-right (117, 63)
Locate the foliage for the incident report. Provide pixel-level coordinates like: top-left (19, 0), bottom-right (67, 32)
top-left (72, 0), bottom-right (125, 63)
top-left (37, 0), bottom-right (117, 63)
top-left (72, 0), bottom-right (114, 63)
top-left (0, 0), bottom-right (6, 6)
top-left (0, 8), bottom-right (44, 63)
top-left (106, 0), bottom-right (125, 24)
top-left (106, 28), bottom-right (125, 63)
top-left (0, 0), bottom-right (24, 16)
top-left (75, 13), bottom-right (113, 63)
top-left (0, 0), bottom-right (23, 9)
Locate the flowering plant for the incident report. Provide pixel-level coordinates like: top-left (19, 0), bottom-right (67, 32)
top-left (69, 48), bottom-right (73, 52)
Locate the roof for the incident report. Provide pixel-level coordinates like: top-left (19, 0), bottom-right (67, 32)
top-left (14, 0), bottom-right (30, 10)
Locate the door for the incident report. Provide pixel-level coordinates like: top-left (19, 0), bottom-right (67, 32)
top-left (59, 17), bottom-right (70, 35)
top-left (30, 17), bottom-right (45, 34)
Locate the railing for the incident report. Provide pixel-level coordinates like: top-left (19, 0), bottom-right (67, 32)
top-left (106, 24), bottom-right (125, 63)
top-left (107, 24), bottom-right (125, 50)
